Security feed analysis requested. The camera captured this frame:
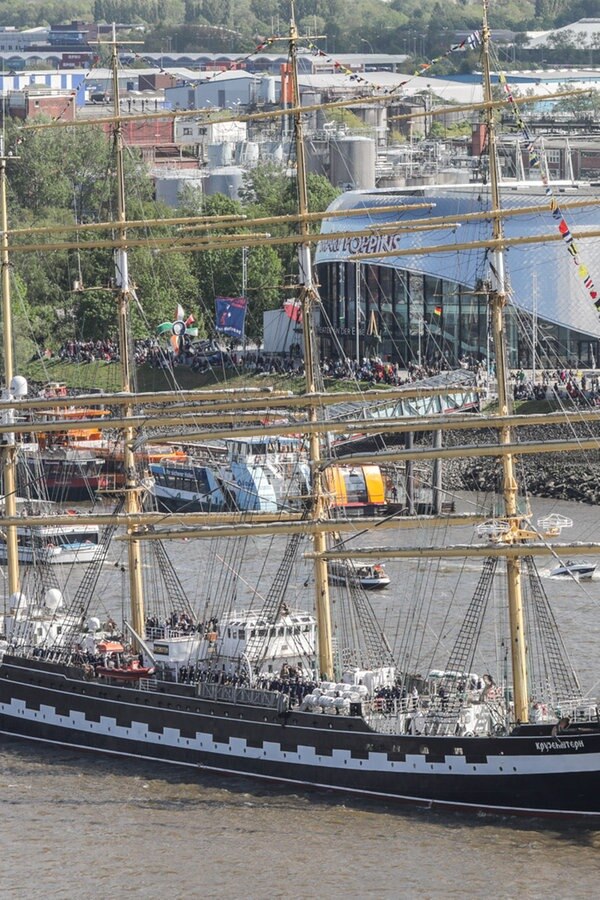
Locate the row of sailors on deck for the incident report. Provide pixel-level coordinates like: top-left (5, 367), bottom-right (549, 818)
top-left (146, 614), bottom-right (218, 637)
top-left (176, 664), bottom-right (319, 704)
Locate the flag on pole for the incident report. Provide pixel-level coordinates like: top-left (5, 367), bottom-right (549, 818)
top-left (215, 297), bottom-right (247, 337)
top-left (283, 298), bottom-right (302, 324)
top-left (433, 306), bottom-right (442, 316)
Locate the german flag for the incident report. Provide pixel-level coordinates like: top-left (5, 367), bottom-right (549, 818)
top-left (433, 305), bottom-right (442, 316)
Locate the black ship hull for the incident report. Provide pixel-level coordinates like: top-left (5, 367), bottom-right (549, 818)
top-left (2, 655), bottom-right (599, 820)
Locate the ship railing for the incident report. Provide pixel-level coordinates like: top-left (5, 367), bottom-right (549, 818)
top-left (196, 680), bottom-right (289, 712)
top-left (139, 677), bottom-right (158, 691)
top-left (146, 626), bottom-right (199, 640)
top-left (483, 698), bottom-right (510, 733)
top-left (367, 695), bottom-right (509, 737)
top-left (365, 703), bottom-right (458, 736)
top-left (553, 698), bottom-right (599, 723)
top-left (365, 697), bottom-right (411, 733)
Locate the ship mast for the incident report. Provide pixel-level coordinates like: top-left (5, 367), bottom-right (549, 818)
top-left (289, 6), bottom-right (334, 679)
top-left (481, 2), bottom-right (529, 723)
top-left (108, 26), bottom-right (145, 645)
top-left (0, 138), bottom-right (20, 598)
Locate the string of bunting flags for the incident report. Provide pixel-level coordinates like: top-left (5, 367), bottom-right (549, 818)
top-left (303, 30), bottom-right (481, 96)
top-left (125, 27), bottom-right (482, 109)
top-left (124, 35), bottom-right (278, 92)
top-left (498, 70), bottom-right (598, 307)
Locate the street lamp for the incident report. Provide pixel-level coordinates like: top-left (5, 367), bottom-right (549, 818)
top-left (360, 38), bottom-right (374, 54)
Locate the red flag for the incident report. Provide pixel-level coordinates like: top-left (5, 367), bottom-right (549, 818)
top-left (284, 299), bottom-right (302, 324)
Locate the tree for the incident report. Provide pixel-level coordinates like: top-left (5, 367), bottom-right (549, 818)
top-left (181, 192), bottom-right (284, 341)
top-left (240, 163), bottom-right (340, 277)
top-left (4, 118), bottom-right (202, 351)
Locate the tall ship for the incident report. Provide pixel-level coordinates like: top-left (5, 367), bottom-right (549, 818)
top-left (1, 6), bottom-right (600, 821)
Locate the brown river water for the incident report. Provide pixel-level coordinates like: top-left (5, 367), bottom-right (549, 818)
top-left (2, 495), bottom-right (600, 897)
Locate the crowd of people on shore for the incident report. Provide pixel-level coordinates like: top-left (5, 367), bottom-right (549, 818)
top-left (45, 336), bottom-right (600, 407)
top-left (50, 338), bottom-right (462, 384)
top-left (511, 368), bottom-right (600, 405)
top-left (54, 339), bottom-right (120, 363)
top-left (51, 338), bottom-right (168, 367)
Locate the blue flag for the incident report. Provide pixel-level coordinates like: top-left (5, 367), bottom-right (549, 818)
top-left (215, 296), bottom-right (247, 338)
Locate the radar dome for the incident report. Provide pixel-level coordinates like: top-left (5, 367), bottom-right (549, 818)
top-left (9, 376), bottom-right (28, 398)
top-left (9, 591), bottom-right (28, 611)
top-left (44, 588), bottom-right (64, 610)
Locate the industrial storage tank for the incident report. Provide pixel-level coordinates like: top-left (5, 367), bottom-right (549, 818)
top-left (236, 141), bottom-right (260, 165)
top-left (305, 137), bottom-right (329, 178)
top-left (154, 170), bottom-right (204, 209)
top-left (329, 136), bottom-right (376, 190)
top-left (207, 142), bottom-right (235, 166)
top-left (257, 75), bottom-right (277, 104)
top-left (204, 166), bottom-right (244, 199)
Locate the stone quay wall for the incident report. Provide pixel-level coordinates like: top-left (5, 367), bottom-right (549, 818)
top-left (441, 422), bottom-right (600, 505)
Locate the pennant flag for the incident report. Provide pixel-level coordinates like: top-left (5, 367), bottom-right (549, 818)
top-left (215, 296), bottom-right (247, 337)
top-left (283, 298), bottom-right (303, 324)
top-left (466, 30), bottom-right (481, 50)
top-left (498, 69), bottom-right (599, 311)
top-left (175, 303), bottom-right (185, 322)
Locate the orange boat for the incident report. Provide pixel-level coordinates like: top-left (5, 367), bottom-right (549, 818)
top-left (96, 642), bottom-right (155, 680)
top-left (35, 406), bottom-right (186, 492)
top-left (96, 658), bottom-right (155, 680)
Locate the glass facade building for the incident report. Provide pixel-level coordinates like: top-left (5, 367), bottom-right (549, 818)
top-left (314, 185), bottom-right (600, 369)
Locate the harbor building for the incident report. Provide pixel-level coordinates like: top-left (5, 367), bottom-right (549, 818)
top-left (314, 184), bottom-right (600, 369)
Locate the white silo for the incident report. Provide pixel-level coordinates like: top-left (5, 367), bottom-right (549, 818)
top-left (329, 136), bottom-right (376, 190)
top-left (204, 166), bottom-right (245, 199)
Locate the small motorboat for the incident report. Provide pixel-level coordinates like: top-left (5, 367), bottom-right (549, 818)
top-left (328, 560), bottom-right (390, 590)
top-left (550, 559), bottom-right (597, 580)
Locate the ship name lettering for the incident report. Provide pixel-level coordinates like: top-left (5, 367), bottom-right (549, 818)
top-left (534, 739), bottom-right (584, 753)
